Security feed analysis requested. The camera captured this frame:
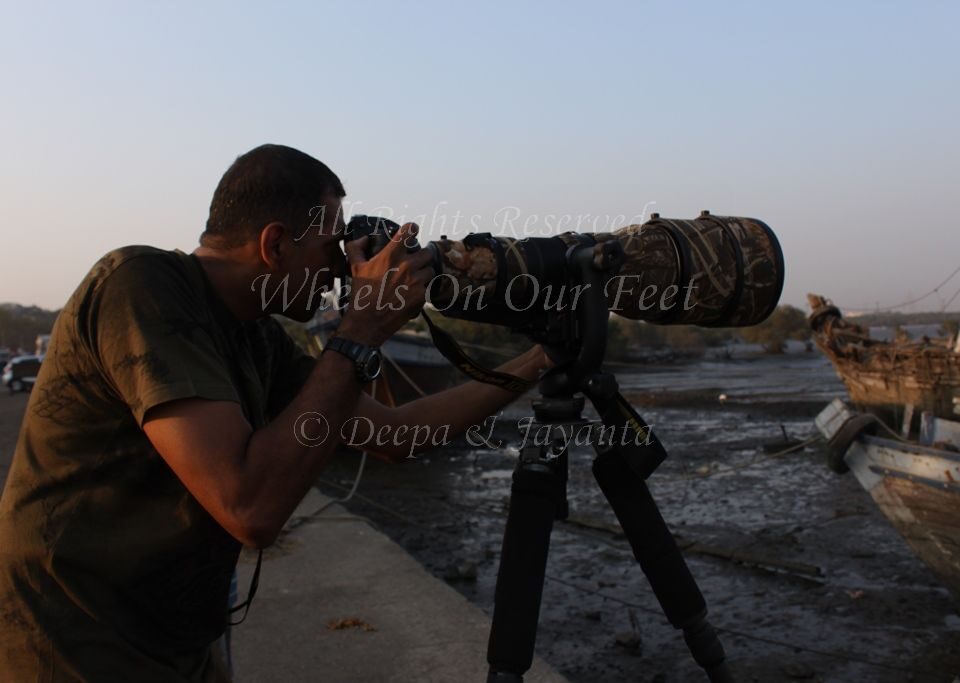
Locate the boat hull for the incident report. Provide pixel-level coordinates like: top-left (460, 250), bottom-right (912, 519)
top-left (847, 437), bottom-right (960, 599)
top-left (826, 355), bottom-right (959, 422)
top-left (817, 399), bottom-right (960, 600)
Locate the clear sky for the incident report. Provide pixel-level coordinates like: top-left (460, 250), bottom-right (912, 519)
top-left (1, 1), bottom-right (958, 313)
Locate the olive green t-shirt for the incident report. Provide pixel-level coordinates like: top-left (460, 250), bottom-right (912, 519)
top-left (0, 246), bottom-right (316, 681)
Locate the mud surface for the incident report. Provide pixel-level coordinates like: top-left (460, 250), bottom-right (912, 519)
top-left (2, 354), bottom-right (959, 682)
top-left (321, 353), bottom-right (960, 682)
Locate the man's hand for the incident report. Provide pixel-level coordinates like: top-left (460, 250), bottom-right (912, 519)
top-left (339, 222), bottom-right (434, 346)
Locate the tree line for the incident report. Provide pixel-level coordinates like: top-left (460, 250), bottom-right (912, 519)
top-left (395, 304), bottom-right (814, 363)
top-left (0, 305), bottom-right (60, 352)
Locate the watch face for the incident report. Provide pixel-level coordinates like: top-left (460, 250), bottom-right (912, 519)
top-left (363, 351), bottom-right (382, 381)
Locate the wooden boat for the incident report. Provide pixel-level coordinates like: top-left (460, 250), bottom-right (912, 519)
top-left (807, 293), bottom-right (960, 427)
top-left (815, 399), bottom-right (960, 599)
top-left (307, 311), bottom-right (457, 406)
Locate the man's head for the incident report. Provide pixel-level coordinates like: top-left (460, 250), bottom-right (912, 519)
top-left (202, 144), bottom-right (345, 248)
top-left (200, 144), bottom-right (348, 321)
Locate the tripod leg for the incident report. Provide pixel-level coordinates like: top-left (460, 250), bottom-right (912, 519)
top-left (486, 447), bottom-right (566, 682)
top-left (593, 450), bottom-right (734, 683)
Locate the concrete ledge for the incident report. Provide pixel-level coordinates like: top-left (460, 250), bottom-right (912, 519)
top-left (232, 489), bottom-right (568, 683)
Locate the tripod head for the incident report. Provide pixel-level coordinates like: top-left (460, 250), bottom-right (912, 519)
top-left (523, 237), bottom-right (673, 481)
top-left (533, 237), bottom-right (623, 398)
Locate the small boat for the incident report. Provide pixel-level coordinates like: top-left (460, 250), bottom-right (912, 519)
top-left (807, 293), bottom-right (960, 427)
top-left (815, 398), bottom-right (960, 599)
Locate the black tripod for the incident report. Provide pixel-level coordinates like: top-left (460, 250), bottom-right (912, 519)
top-left (485, 243), bottom-right (733, 682)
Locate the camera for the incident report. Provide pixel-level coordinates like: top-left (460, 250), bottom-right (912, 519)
top-left (344, 211), bottom-right (784, 335)
top-left (344, 215), bottom-right (415, 260)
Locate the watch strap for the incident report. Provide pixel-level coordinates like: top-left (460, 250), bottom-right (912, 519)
top-left (326, 335), bottom-right (366, 359)
top-left (324, 336), bottom-right (381, 382)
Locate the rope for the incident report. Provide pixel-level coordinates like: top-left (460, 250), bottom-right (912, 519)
top-left (941, 283), bottom-right (960, 313)
top-left (870, 416), bottom-right (916, 445)
top-left (382, 352), bottom-right (429, 397)
top-left (658, 433), bottom-right (823, 482)
top-left (288, 376), bottom-right (378, 525)
top-left (841, 264), bottom-right (960, 313)
top-left (289, 342), bottom-right (437, 528)
top-left (315, 478), bottom-right (420, 526)
top-left (310, 450), bottom-right (367, 517)
top-left (542, 574), bottom-right (945, 680)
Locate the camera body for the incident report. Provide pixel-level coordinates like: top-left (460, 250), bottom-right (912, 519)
top-left (345, 215), bottom-right (410, 260)
top-left (340, 214), bottom-right (434, 312)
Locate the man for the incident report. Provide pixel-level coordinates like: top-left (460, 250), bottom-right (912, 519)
top-left (0, 144), bottom-right (550, 681)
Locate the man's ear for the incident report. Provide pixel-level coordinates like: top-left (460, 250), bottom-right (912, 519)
top-left (258, 222), bottom-right (288, 269)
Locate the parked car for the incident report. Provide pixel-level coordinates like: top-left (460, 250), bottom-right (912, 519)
top-left (3, 355), bottom-right (42, 394)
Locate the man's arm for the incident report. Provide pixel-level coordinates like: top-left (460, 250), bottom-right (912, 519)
top-left (142, 349), bottom-right (364, 549)
top-left (143, 225), bottom-right (433, 549)
top-left (352, 345), bottom-right (550, 460)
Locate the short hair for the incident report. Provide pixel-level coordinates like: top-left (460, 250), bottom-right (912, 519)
top-left (201, 144), bottom-right (345, 247)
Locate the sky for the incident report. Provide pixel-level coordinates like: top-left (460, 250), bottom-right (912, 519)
top-left (1, 1), bottom-right (958, 314)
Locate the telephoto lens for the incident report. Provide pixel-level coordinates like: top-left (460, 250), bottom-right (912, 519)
top-left (425, 211), bottom-right (783, 329)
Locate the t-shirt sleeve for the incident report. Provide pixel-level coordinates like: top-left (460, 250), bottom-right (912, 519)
top-left (263, 318), bottom-right (316, 418)
top-left (88, 255), bottom-right (241, 426)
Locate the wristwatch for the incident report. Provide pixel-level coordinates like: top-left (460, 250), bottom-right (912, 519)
top-left (324, 336), bottom-right (383, 383)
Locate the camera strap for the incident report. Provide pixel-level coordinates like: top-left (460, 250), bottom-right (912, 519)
top-left (420, 311), bottom-right (535, 393)
top-left (419, 314), bottom-right (666, 478)
top-left (227, 549), bottom-right (262, 625)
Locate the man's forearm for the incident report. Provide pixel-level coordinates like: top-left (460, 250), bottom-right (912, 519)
top-left (239, 345), bottom-right (544, 539)
top-left (240, 348), bottom-right (365, 539)
top-left (243, 315), bottom-right (386, 499)
top-left (382, 346), bottom-right (547, 453)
